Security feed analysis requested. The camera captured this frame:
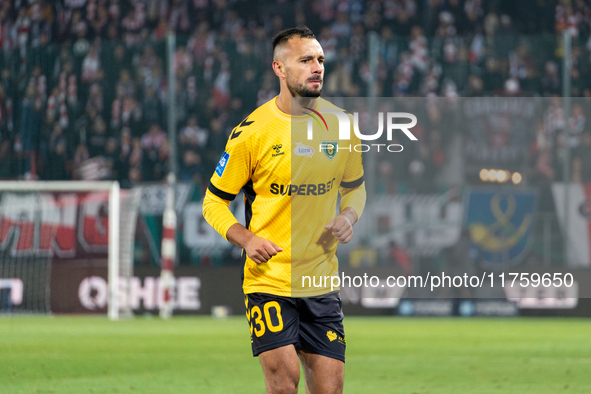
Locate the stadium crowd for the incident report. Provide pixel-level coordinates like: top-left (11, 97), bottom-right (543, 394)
top-left (0, 0), bottom-right (590, 192)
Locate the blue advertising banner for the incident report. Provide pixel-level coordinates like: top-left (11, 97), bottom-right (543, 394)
top-left (464, 188), bottom-right (537, 268)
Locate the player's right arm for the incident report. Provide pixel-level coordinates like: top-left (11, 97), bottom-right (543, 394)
top-left (225, 223), bottom-right (283, 264)
top-left (202, 121), bottom-right (282, 264)
top-left (202, 193), bottom-right (282, 263)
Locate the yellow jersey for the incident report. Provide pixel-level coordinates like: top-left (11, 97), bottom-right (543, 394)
top-left (203, 97), bottom-right (365, 297)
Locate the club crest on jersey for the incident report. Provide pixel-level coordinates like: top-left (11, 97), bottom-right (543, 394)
top-left (272, 144), bottom-right (284, 157)
top-left (321, 141), bottom-right (337, 160)
top-left (215, 152), bottom-right (230, 177)
top-left (293, 142), bottom-right (315, 158)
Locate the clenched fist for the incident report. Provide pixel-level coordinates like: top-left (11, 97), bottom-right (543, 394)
top-left (244, 234), bottom-right (283, 264)
top-left (324, 214), bottom-right (354, 244)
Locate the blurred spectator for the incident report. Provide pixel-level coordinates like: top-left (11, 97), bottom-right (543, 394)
top-left (409, 25), bottom-right (428, 72)
top-left (376, 160), bottom-right (396, 195)
top-left (89, 1), bottom-right (110, 39)
top-left (87, 116), bottom-right (107, 157)
top-left (141, 85), bottom-right (163, 130)
top-left (349, 23), bottom-right (366, 63)
top-left (174, 77), bottom-right (190, 126)
top-left (256, 74), bottom-right (277, 108)
top-left (115, 69), bottom-right (136, 98)
top-left (463, 74), bottom-right (484, 96)
top-left (379, 26), bottom-right (399, 69)
top-left (232, 69), bottom-right (259, 111)
top-left (103, 44), bottom-right (128, 89)
top-left (503, 77), bottom-right (522, 96)
top-left (166, 0), bottom-right (191, 33)
top-left (129, 136), bottom-right (143, 172)
top-left (318, 27), bottom-right (338, 72)
top-left (331, 12), bottom-right (352, 39)
top-left (154, 138), bottom-right (170, 180)
top-left (325, 62), bottom-right (356, 96)
top-left (85, 82), bottom-right (104, 118)
top-left (179, 149), bottom-right (204, 182)
top-left (0, 82), bottom-right (13, 137)
top-left (116, 127), bottom-right (132, 182)
top-left (496, 15), bottom-right (518, 58)
top-left (137, 46), bottom-right (162, 84)
top-left (46, 122), bottom-right (69, 180)
top-left (72, 142), bottom-right (89, 180)
top-left (509, 45), bottom-right (535, 82)
top-left (482, 57), bottom-right (505, 94)
top-left (530, 121), bottom-right (556, 185)
top-left (205, 118), bottom-right (228, 169)
top-left (387, 240), bottom-right (413, 276)
top-left (111, 90), bottom-right (142, 135)
top-left (81, 45), bottom-right (100, 84)
top-left (393, 52), bottom-right (415, 96)
top-left (1, 69), bottom-right (16, 107)
top-left (180, 116), bottom-right (208, 151)
top-left (0, 131), bottom-right (11, 178)
top-left (567, 103), bottom-right (586, 148)
top-left (20, 84), bottom-right (43, 178)
top-left (572, 132), bottom-right (591, 183)
top-left (187, 21), bottom-right (215, 66)
top-left (121, 6), bottom-right (146, 47)
top-left (103, 137), bottom-right (119, 178)
top-left (541, 60), bottom-right (561, 96)
top-left (58, 60), bottom-right (78, 113)
top-left (174, 45), bottom-right (193, 75)
top-left (141, 122), bottom-right (166, 181)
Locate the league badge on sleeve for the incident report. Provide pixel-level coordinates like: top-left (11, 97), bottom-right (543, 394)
top-left (215, 152), bottom-right (230, 177)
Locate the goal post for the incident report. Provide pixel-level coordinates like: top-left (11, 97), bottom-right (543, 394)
top-left (108, 181), bottom-right (119, 320)
top-left (0, 181), bottom-right (139, 320)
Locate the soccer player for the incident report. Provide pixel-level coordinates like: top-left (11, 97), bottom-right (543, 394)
top-left (203, 27), bottom-right (366, 394)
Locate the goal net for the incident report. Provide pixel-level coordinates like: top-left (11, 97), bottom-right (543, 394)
top-left (0, 181), bottom-right (140, 320)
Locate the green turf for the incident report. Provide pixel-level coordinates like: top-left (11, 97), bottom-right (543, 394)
top-left (0, 316), bottom-right (590, 394)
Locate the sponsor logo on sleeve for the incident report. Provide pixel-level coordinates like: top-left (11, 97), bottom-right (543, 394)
top-left (215, 152), bottom-right (230, 177)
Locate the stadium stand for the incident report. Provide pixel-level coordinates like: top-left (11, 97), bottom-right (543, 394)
top-left (0, 0), bottom-right (590, 192)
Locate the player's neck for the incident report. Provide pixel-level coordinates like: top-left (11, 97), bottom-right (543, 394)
top-left (276, 90), bottom-right (318, 116)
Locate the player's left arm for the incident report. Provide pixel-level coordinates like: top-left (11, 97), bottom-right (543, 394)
top-left (325, 130), bottom-right (366, 244)
top-left (324, 182), bottom-right (366, 243)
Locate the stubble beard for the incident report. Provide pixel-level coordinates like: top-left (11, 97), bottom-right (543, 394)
top-left (287, 76), bottom-right (323, 98)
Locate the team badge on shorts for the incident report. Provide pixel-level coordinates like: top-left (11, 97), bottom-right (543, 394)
top-left (321, 141), bottom-right (337, 160)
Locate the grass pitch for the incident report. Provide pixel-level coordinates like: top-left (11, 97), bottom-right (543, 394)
top-left (1, 316), bottom-right (590, 394)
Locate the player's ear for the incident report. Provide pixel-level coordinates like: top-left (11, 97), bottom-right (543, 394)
top-left (273, 60), bottom-right (286, 79)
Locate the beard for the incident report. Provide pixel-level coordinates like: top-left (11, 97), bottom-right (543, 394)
top-left (287, 76), bottom-right (323, 98)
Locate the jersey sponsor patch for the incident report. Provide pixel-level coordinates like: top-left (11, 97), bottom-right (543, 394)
top-left (215, 152), bottom-right (230, 177)
top-left (294, 142), bottom-right (315, 157)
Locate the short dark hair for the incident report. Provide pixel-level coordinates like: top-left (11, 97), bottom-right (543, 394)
top-left (272, 27), bottom-right (316, 54)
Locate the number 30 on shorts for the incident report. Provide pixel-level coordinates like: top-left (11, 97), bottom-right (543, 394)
top-left (246, 299), bottom-right (284, 337)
